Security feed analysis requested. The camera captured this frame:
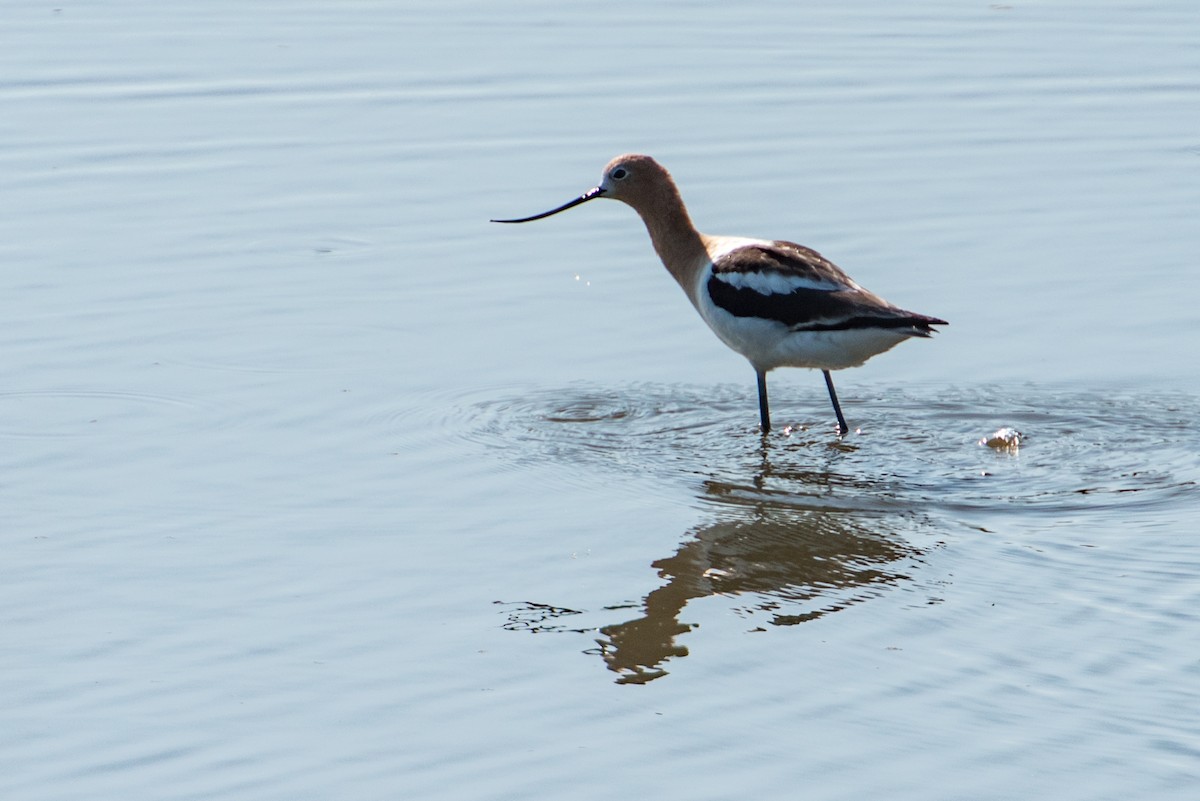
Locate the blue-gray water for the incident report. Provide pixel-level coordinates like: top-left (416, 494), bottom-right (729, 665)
top-left (3, 2), bottom-right (1199, 799)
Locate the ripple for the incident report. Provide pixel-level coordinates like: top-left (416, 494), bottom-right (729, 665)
top-left (449, 382), bottom-right (1200, 519)
top-left (458, 382), bottom-right (1200, 683)
top-left (167, 323), bottom-right (395, 375)
top-left (0, 388), bottom-right (227, 439)
top-left (896, 387), bottom-right (1200, 517)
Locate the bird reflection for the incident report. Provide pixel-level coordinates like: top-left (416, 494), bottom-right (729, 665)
top-left (502, 446), bottom-right (929, 685)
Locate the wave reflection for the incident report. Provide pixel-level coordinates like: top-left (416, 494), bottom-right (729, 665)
top-left (468, 382), bottom-right (1200, 682)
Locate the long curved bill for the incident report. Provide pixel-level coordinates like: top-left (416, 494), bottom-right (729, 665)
top-left (491, 186), bottom-right (605, 223)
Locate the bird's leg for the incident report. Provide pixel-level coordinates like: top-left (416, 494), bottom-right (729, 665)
top-left (756, 369), bottom-right (771, 434)
top-left (823, 369), bottom-right (849, 435)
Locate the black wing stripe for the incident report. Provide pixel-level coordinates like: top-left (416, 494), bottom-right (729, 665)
top-left (708, 275), bottom-right (854, 327)
top-left (707, 275), bottom-right (945, 333)
top-left (797, 316), bottom-right (940, 333)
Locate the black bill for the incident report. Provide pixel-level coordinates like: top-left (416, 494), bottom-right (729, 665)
top-left (491, 186), bottom-right (606, 223)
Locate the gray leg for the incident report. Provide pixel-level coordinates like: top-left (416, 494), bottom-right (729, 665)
top-left (756, 370), bottom-right (771, 434)
top-left (822, 370), bottom-right (849, 435)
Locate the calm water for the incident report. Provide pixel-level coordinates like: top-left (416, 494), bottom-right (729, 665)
top-left (3, 1), bottom-right (1199, 799)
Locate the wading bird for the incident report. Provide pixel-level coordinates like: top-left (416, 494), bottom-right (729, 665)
top-left (492, 154), bottom-right (946, 434)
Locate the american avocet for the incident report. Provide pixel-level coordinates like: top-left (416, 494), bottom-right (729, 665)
top-left (492, 154), bottom-right (947, 435)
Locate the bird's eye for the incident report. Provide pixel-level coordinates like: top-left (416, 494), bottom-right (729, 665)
top-left (611, 167), bottom-right (628, 180)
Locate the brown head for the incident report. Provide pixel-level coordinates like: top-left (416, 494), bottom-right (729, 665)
top-left (491, 154), bottom-right (707, 295)
top-left (594, 154), bottom-right (681, 214)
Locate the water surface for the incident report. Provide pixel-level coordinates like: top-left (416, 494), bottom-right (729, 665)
top-left (3, 1), bottom-right (1199, 799)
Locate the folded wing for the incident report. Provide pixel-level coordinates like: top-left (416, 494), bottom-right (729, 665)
top-left (707, 241), bottom-right (946, 335)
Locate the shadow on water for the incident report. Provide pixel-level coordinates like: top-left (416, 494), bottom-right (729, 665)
top-left (464, 382), bottom-right (1200, 683)
top-left (497, 448), bottom-right (939, 684)
top-left (601, 480), bottom-right (932, 684)
top-left (501, 488), bottom-right (937, 685)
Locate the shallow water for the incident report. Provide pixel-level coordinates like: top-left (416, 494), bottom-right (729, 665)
top-left (4, 1), bottom-right (1200, 799)
top-left (461, 382), bottom-right (1199, 681)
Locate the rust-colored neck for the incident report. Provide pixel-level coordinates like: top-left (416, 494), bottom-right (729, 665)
top-left (626, 180), bottom-right (709, 301)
